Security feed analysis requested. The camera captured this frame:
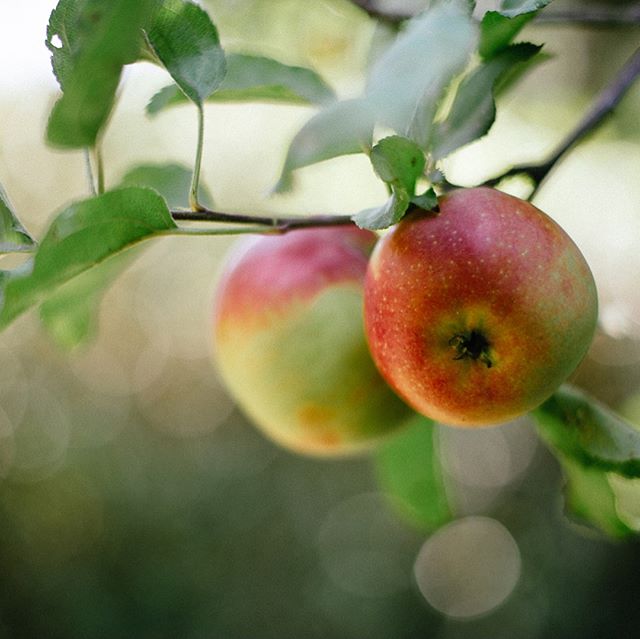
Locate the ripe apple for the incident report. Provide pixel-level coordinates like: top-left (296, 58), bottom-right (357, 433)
top-left (364, 187), bottom-right (598, 427)
top-left (213, 226), bottom-right (413, 456)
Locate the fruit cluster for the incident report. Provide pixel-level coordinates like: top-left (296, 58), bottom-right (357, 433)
top-left (213, 188), bottom-right (598, 456)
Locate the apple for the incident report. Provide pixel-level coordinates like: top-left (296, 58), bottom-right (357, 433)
top-left (364, 187), bottom-right (598, 426)
top-left (213, 226), bottom-right (413, 456)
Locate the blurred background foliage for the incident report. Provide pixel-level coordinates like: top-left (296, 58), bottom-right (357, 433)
top-left (1, 0), bottom-right (640, 637)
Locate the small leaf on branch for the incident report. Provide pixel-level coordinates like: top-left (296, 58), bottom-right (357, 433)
top-left (0, 183), bottom-right (36, 254)
top-left (146, 0), bottom-right (226, 106)
top-left (46, 0), bottom-right (159, 148)
top-left (352, 190), bottom-right (410, 231)
top-left (147, 54), bottom-right (335, 114)
top-left (479, 11), bottom-right (535, 60)
top-left (118, 162), bottom-right (213, 209)
top-left (533, 385), bottom-right (640, 478)
top-left (411, 187), bottom-right (438, 211)
top-left (0, 188), bottom-right (175, 331)
top-left (375, 414), bottom-right (453, 531)
top-left (432, 42), bottom-right (542, 160)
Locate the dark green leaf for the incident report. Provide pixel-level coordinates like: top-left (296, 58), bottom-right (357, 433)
top-left (499, 0), bottom-right (553, 18)
top-left (432, 43), bottom-right (541, 160)
top-left (375, 415), bottom-right (452, 531)
top-left (0, 188), bottom-right (175, 330)
top-left (47, 0), bottom-right (159, 148)
top-left (558, 455), bottom-right (635, 538)
top-left (147, 53), bottom-right (335, 114)
top-left (365, 0), bottom-right (478, 148)
top-left (0, 183), bottom-right (36, 253)
top-left (275, 98), bottom-right (375, 192)
top-left (45, 0), bottom-right (84, 89)
top-left (146, 0), bottom-right (226, 105)
top-left (533, 385), bottom-right (640, 478)
top-left (118, 162), bottom-right (213, 209)
top-left (479, 11), bottom-right (534, 60)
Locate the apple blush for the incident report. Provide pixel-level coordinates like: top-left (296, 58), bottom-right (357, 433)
top-left (364, 187), bottom-right (598, 427)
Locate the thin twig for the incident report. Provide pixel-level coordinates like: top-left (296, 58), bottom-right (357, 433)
top-left (349, 0), bottom-right (640, 27)
top-left (171, 208), bottom-right (354, 232)
top-left (484, 45), bottom-right (640, 196)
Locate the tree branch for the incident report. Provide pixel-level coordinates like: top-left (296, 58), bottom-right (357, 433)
top-left (484, 45), bottom-right (640, 196)
top-left (349, 0), bottom-right (640, 27)
top-left (171, 208), bottom-right (354, 232)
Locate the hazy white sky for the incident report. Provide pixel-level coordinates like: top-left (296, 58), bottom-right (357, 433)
top-left (1, 1), bottom-right (60, 91)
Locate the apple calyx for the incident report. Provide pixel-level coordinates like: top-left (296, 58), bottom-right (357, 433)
top-left (448, 329), bottom-right (493, 368)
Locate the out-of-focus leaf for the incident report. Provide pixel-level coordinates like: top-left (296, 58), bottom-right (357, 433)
top-left (352, 135), bottom-right (425, 230)
top-left (556, 455), bottom-right (634, 538)
top-left (39, 253), bottom-right (136, 349)
top-left (275, 98), bottom-right (375, 192)
top-left (0, 183), bottom-right (36, 253)
top-left (365, 0), bottom-right (478, 148)
top-left (375, 414), bottom-right (453, 531)
top-left (607, 472), bottom-right (640, 533)
top-left (533, 385), bottom-right (640, 478)
top-left (146, 0), bottom-right (226, 105)
top-left (499, 0), bottom-right (553, 18)
top-left (0, 188), bottom-right (174, 331)
top-left (411, 187), bottom-right (438, 211)
top-left (479, 11), bottom-right (534, 60)
top-left (118, 162), bottom-right (213, 209)
top-left (432, 43), bottom-right (541, 160)
top-left (47, 0), bottom-right (159, 148)
top-left (147, 53), bottom-right (335, 114)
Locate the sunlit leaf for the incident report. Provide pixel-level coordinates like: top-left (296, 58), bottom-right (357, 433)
top-left (375, 414), bottom-right (453, 531)
top-left (555, 455), bottom-right (634, 538)
top-left (533, 385), bottom-right (640, 478)
top-left (275, 98), bottom-right (375, 192)
top-left (365, 0), bottom-right (478, 148)
top-left (47, 0), bottom-right (159, 148)
top-left (0, 183), bottom-right (36, 254)
top-left (432, 43), bottom-right (541, 160)
top-left (499, 0), bottom-right (553, 18)
top-left (147, 53), bottom-right (335, 114)
top-left (0, 188), bottom-right (174, 330)
top-left (146, 0), bottom-right (226, 106)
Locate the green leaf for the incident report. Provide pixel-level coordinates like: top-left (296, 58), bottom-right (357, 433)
top-left (375, 415), bottom-right (452, 531)
top-left (0, 188), bottom-right (175, 330)
top-left (353, 135), bottom-right (426, 230)
top-left (499, 0), bottom-right (553, 18)
top-left (118, 162), bottom-right (213, 209)
top-left (147, 53), bottom-right (335, 114)
top-left (146, 0), bottom-right (226, 106)
top-left (39, 253), bottom-right (136, 349)
top-left (47, 0), bottom-right (159, 148)
top-left (479, 11), bottom-right (535, 60)
top-left (0, 183), bottom-right (36, 254)
top-left (411, 187), bottom-right (438, 211)
top-left (432, 43), bottom-right (541, 160)
top-left (275, 98), bottom-right (375, 192)
top-left (369, 135), bottom-right (425, 193)
top-left (353, 190), bottom-right (411, 231)
top-left (45, 0), bottom-right (84, 89)
top-left (533, 385), bottom-right (640, 478)
top-left (556, 455), bottom-right (634, 538)
top-left (365, 0), bottom-right (478, 148)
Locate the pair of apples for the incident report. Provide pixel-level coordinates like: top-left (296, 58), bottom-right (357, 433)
top-left (213, 188), bottom-right (598, 456)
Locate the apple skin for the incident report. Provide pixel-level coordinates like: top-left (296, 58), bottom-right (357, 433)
top-left (364, 187), bottom-right (598, 427)
top-left (213, 226), bottom-right (413, 456)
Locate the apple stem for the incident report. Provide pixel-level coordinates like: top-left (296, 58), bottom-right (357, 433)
top-left (449, 330), bottom-right (493, 368)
